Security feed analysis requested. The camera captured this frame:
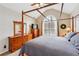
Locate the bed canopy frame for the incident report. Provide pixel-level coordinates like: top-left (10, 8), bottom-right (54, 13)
top-left (20, 3), bottom-right (79, 41)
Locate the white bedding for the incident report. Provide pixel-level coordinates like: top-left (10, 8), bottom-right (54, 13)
top-left (19, 35), bottom-right (79, 56)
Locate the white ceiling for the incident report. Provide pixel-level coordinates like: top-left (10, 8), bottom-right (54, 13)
top-left (0, 3), bottom-right (79, 18)
top-left (51, 3), bottom-right (79, 14)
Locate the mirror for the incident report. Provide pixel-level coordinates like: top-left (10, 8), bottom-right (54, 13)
top-left (13, 21), bottom-right (27, 36)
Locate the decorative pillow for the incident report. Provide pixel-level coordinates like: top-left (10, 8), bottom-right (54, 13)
top-left (70, 34), bottom-right (79, 47)
top-left (65, 32), bottom-right (77, 41)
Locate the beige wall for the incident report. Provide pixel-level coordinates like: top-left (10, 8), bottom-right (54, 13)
top-left (35, 9), bottom-right (71, 36)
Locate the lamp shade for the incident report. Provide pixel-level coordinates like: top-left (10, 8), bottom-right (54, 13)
top-left (66, 27), bottom-right (71, 32)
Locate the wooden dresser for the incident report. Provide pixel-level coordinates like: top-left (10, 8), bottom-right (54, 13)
top-left (32, 29), bottom-right (39, 38)
top-left (28, 33), bottom-right (33, 41)
top-left (8, 33), bottom-right (33, 52)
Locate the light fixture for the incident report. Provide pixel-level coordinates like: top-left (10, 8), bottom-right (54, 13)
top-left (66, 27), bottom-right (71, 33)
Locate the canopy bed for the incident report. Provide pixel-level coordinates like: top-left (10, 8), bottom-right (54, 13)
top-left (20, 3), bottom-right (75, 43)
top-left (9, 3), bottom-right (79, 56)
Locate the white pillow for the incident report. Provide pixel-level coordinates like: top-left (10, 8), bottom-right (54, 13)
top-left (70, 34), bottom-right (79, 47)
top-left (65, 32), bottom-right (76, 41)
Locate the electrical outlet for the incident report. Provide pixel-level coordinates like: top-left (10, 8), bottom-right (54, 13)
top-left (4, 45), bottom-right (6, 48)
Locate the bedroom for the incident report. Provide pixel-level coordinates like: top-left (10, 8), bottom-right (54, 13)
top-left (0, 3), bottom-right (79, 56)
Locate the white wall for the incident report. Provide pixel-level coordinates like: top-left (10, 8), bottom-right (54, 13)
top-left (24, 16), bottom-right (36, 34)
top-left (0, 5), bottom-right (36, 54)
top-left (71, 6), bottom-right (79, 32)
top-left (0, 5), bottom-right (21, 54)
top-left (75, 17), bottom-right (79, 32)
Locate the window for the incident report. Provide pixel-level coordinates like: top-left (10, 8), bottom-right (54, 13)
top-left (43, 15), bottom-right (57, 36)
top-left (75, 16), bottom-right (79, 32)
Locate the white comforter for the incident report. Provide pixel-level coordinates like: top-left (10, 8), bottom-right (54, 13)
top-left (19, 35), bottom-right (79, 56)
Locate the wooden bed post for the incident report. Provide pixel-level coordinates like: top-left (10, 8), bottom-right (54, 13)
top-left (13, 21), bottom-right (15, 36)
top-left (72, 17), bottom-right (74, 32)
top-left (22, 11), bottom-right (24, 44)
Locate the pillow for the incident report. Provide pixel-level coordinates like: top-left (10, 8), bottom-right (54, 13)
top-left (65, 32), bottom-right (77, 41)
top-left (70, 34), bottom-right (79, 47)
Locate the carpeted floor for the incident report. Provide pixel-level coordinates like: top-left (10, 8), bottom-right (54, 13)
top-left (0, 49), bottom-right (20, 56)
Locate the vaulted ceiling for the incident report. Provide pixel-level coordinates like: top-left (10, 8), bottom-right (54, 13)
top-left (0, 3), bottom-right (79, 18)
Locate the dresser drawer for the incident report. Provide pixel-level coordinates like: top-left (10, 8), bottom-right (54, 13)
top-left (28, 33), bottom-right (33, 41)
top-left (9, 35), bottom-right (28, 52)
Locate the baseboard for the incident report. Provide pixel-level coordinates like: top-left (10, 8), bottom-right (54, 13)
top-left (0, 51), bottom-right (11, 56)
